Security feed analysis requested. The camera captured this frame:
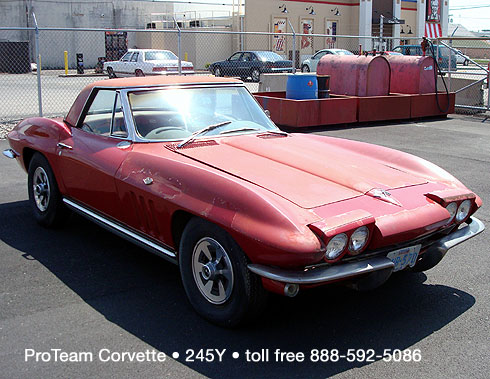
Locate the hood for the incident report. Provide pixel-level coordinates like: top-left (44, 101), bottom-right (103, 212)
top-left (173, 133), bottom-right (427, 209)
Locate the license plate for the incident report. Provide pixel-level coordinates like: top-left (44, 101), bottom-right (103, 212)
top-left (387, 245), bottom-right (421, 272)
top-left (167, 67), bottom-right (178, 71)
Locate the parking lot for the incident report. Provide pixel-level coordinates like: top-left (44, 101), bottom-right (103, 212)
top-left (1, 112), bottom-right (489, 378)
top-left (1, 61), bottom-right (488, 122)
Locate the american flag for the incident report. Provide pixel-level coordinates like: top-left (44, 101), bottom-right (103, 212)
top-left (275, 36), bottom-right (285, 51)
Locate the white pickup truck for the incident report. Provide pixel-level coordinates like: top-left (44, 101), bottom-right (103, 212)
top-left (104, 49), bottom-right (194, 77)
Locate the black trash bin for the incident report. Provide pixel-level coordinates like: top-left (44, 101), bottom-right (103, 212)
top-left (317, 75), bottom-right (330, 99)
top-left (76, 53), bottom-right (84, 74)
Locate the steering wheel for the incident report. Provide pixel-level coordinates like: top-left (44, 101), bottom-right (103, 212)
top-left (82, 122), bottom-right (95, 133)
top-left (145, 126), bottom-right (188, 140)
top-left (186, 113), bottom-right (237, 129)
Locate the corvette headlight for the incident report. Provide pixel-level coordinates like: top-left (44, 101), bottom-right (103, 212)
top-left (348, 226), bottom-right (369, 255)
top-left (455, 200), bottom-right (471, 222)
top-left (325, 233), bottom-right (348, 260)
top-left (445, 202), bottom-right (458, 221)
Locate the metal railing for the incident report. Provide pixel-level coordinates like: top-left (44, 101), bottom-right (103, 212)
top-left (437, 37), bottom-right (490, 113)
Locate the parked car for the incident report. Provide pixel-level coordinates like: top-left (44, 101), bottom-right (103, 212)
top-left (455, 49), bottom-right (470, 66)
top-left (4, 76), bottom-right (485, 327)
top-left (209, 51), bottom-right (292, 82)
top-left (103, 49), bottom-right (194, 78)
top-left (392, 45), bottom-right (457, 71)
top-left (301, 48), bottom-right (354, 72)
top-left (367, 51), bottom-right (403, 56)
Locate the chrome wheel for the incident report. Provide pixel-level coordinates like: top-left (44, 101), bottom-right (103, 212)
top-left (251, 69), bottom-right (260, 82)
top-left (107, 67), bottom-right (116, 78)
top-left (214, 67), bottom-right (222, 77)
top-left (191, 237), bottom-right (234, 305)
top-left (32, 167), bottom-right (50, 212)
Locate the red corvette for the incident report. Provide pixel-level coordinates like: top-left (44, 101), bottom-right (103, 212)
top-left (4, 76), bottom-right (484, 327)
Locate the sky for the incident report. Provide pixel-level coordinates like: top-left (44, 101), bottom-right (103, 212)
top-left (448, 0), bottom-right (490, 32)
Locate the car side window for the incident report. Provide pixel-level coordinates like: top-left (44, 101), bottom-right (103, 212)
top-left (121, 52), bottom-right (132, 62)
top-left (80, 90), bottom-right (116, 136)
top-left (241, 53), bottom-right (253, 61)
top-left (111, 93), bottom-right (128, 138)
top-left (229, 53), bottom-right (242, 61)
top-left (314, 51), bottom-right (326, 59)
top-left (130, 52), bottom-right (139, 62)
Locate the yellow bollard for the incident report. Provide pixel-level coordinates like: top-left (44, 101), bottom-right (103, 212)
top-left (184, 52), bottom-right (188, 61)
top-left (64, 51), bottom-right (68, 75)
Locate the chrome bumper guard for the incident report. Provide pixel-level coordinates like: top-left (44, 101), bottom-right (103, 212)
top-left (248, 217), bottom-right (485, 285)
top-left (2, 149), bottom-right (19, 159)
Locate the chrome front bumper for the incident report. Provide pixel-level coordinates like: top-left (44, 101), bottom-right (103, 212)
top-left (248, 217), bottom-right (485, 285)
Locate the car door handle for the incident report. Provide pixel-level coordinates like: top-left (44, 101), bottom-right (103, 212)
top-left (57, 142), bottom-right (73, 149)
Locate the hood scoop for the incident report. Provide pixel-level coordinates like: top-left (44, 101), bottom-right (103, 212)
top-left (166, 139), bottom-right (218, 151)
top-left (256, 132), bottom-right (288, 139)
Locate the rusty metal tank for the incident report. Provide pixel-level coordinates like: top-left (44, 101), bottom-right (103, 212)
top-left (385, 55), bottom-right (437, 94)
top-left (316, 55), bottom-right (390, 97)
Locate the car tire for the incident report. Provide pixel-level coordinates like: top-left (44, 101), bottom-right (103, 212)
top-left (251, 69), bottom-right (260, 82)
top-left (301, 65), bottom-right (310, 73)
top-left (214, 67), bottom-right (222, 77)
top-left (135, 69), bottom-right (144, 77)
top-left (107, 67), bottom-right (116, 78)
top-left (463, 59), bottom-right (469, 66)
top-left (179, 218), bottom-right (267, 327)
top-left (27, 153), bottom-right (68, 228)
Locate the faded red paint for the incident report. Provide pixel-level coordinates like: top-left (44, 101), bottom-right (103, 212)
top-left (317, 55), bottom-right (391, 97)
top-left (6, 76), bottom-right (482, 272)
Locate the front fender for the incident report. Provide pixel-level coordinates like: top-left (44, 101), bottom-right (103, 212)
top-left (116, 147), bottom-right (325, 267)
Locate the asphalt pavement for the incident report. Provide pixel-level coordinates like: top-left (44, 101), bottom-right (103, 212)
top-left (0, 114), bottom-right (489, 378)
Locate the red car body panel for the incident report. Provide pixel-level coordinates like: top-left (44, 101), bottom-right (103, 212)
top-left (6, 76), bottom-right (483, 273)
top-left (57, 128), bottom-right (131, 220)
top-left (114, 142), bottom-right (325, 267)
top-left (173, 133), bottom-right (428, 208)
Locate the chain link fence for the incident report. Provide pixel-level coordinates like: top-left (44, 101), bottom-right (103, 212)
top-left (436, 37), bottom-right (490, 114)
top-left (1, 26), bottom-right (488, 126)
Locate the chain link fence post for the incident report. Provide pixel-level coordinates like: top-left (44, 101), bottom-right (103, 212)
top-left (287, 19), bottom-right (296, 73)
top-left (32, 13), bottom-right (43, 117)
top-left (173, 16), bottom-right (182, 75)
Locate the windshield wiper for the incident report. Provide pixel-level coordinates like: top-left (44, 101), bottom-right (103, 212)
top-left (219, 127), bottom-right (259, 135)
top-left (177, 121), bottom-right (232, 149)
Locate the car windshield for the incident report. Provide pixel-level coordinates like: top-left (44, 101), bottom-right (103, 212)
top-left (128, 86), bottom-right (278, 140)
top-left (254, 51), bottom-right (284, 62)
top-left (145, 51), bottom-right (178, 61)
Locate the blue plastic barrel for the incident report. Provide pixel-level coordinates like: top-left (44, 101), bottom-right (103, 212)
top-left (286, 73), bottom-right (318, 100)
